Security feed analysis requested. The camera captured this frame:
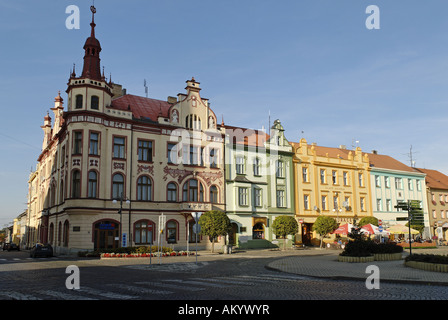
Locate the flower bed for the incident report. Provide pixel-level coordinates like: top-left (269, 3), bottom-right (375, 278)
top-left (101, 251), bottom-right (194, 258)
top-left (397, 242), bottom-right (437, 249)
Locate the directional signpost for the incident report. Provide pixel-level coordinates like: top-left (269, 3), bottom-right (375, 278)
top-left (394, 200), bottom-right (423, 255)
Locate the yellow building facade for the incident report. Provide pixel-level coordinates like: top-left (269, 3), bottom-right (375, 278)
top-left (291, 139), bottom-right (373, 245)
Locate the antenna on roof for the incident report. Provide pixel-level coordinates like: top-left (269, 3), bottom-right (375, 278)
top-left (144, 79), bottom-right (148, 98)
top-left (404, 145), bottom-right (419, 168)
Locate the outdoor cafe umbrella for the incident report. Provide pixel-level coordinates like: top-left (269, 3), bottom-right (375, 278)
top-left (386, 224), bottom-right (419, 235)
top-left (332, 223), bottom-right (354, 235)
top-left (361, 223), bottom-right (390, 236)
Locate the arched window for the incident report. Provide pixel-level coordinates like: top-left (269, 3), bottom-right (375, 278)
top-left (166, 220), bottom-right (178, 244)
top-left (112, 173), bottom-right (124, 199)
top-left (72, 170), bottom-right (81, 198)
top-left (183, 179), bottom-right (204, 202)
top-left (75, 94), bottom-right (83, 109)
top-left (134, 220), bottom-right (154, 245)
top-left (91, 95), bottom-right (99, 110)
top-left (167, 182), bottom-right (177, 202)
top-left (137, 176), bottom-right (152, 201)
top-left (210, 185), bottom-right (218, 204)
top-left (88, 171), bottom-right (98, 198)
top-left (58, 221), bottom-right (62, 246)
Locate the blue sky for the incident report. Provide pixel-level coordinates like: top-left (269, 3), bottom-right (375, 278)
top-left (1, 0), bottom-right (448, 226)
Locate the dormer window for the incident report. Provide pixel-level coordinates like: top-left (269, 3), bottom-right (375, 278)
top-left (75, 95), bottom-right (83, 109)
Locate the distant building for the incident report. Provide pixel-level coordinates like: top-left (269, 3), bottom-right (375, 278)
top-left (367, 152), bottom-right (429, 237)
top-left (414, 168), bottom-right (448, 240)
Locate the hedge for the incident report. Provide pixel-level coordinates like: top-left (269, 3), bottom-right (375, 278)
top-left (405, 254), bottom-right (448, 265)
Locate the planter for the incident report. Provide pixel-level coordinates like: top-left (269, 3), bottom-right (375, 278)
top-left (374, 253), bottom-right (402, 261)
top-left (405, 261), bottom-right (448, 273)
top-left (338, 255), bottom-right (374, 263)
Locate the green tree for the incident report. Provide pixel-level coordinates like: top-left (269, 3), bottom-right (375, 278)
top-left (272, 216), bottom-right (298, 250)
top-left (357, 216), bottom-right (379, 227)
top-left (198, 210), bottom-right (232, 252)
top-left (312, 216), bottom-right (338, 248)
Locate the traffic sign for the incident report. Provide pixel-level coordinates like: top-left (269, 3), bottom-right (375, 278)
top-left (193, 223), bottom-right (201, 234)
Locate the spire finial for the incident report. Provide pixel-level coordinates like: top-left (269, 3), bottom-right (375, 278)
top-left (90, 5), bottom-right (97, 37)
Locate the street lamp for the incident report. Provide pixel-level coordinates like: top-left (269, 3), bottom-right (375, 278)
top-left (112, 192), bottom-right (130, 247)
top-left (193, 212), bottom-right (203, 264)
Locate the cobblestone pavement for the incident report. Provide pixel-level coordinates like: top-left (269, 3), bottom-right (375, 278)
top-left (0, 247), bottom-right (447, 303)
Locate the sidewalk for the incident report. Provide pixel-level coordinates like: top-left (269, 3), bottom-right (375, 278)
top-left (266, 247), bottom-right (448, 286)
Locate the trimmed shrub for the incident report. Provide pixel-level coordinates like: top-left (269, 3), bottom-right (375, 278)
top-left (405, 254), bottom-right (448, 265)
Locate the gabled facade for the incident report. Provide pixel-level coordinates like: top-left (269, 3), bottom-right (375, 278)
top-left (224, 120), bottom-right (295, 248)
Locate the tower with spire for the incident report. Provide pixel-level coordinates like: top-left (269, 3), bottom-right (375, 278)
top-left (66, 5), bottom-right (114, 113)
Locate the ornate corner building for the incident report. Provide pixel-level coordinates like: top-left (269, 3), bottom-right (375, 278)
top-left (27, 7), bottom-right (226, 254)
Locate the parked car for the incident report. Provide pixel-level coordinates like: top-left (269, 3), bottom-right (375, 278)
top-left (2, 243), bottom-right (20, 251)
top-left (30, 243), bottom-right (53, 258)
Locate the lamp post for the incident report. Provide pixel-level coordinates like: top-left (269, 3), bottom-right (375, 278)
top-left (112, 192), bottom-right (130, 248)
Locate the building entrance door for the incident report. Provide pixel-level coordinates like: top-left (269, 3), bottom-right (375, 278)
top-left (93, 221), bottom-right (119, 250)
top-left (302, 223), bottom-right (313, 245)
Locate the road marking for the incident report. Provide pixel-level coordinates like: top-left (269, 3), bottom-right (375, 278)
top-left (163, 279), bottom-right (232, 288)
top-left (190, 277), bottom-right (256, 286)
top-left (135, 281), bottom-right (205, 292)
top-left (79, 287), bottom-right (135, 300)
top-left (107, 284), bottom-right (173, 295)
top-left (0, 291), bottom-right (41, 300)
top-left (38, 290), bottom-right (97, 300)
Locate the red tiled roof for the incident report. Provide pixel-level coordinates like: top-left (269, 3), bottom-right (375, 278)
top-left (111, 94), bottom-right (171, 121)
top-left (365, 152), bottom-right (415, 172)
top-left (224, 125), bottom-right (269, 147)
top-left (415, 168), bottom-right (448, 190)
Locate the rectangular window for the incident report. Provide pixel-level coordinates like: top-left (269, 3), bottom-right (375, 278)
top-left (276, 190), bottom-right (285, 208)
top-left (138, 140), bottom-right (153, 162)
top-left (113, 137), bottom-right (125, 159)
top-left (276, 161), bottom-right (284, 178)
top-left (302, 167), bottom-right (308, 182)
top-left (236, 156), bottom-right (245, 175)
top-left (385, 176), bottom-right (390, 188)
top-left (360, 197), bottom-right (365, 211)
top-left (321, 195), bottom-right (327, 210)
top-left (73, 131), bottom-right (82, 154)
top-left (344, 197), bottom-right (351, 209)
top-left (254, 188), bottom-right (262, 207)
top-left (408, 179), bottom-right (413, 191)
top-left (210, 148), bottom-right (218, 168)
top-left (333, 196), bottom-right (339, 210)
top-left (386, 199), bottom-right (392, 211)
top-left (359, 173), bottom-right (364, 187)
top-left (332, 170), bottom-right (337, 185)
top-left (320, 169), bottom-right (326, 184)
top-left (89, 132), bottom-right (99, 155)
top-left (395, 178), bottom-right (403, 190)
top-left (375, 175), bottom-right (381, 187)
top-left (167, 143), bottom-right (178, 164)
top-left (190, 146), bottom-right (198, 165)
top-left (253, 158), bottom-right (261, 176)
top-left (343, 172), bottom-right (349, 186)
top-left (304, 195), bottom-right (310, 210)
top-left (238, 187), bottom-right (248, 206)
top-left (416, 180), bottom-right (421, 191)
top-left (376, 199), bottom-right (382, 211)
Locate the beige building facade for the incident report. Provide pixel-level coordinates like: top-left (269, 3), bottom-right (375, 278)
top-left (27, 9), bottom-right (225, 254)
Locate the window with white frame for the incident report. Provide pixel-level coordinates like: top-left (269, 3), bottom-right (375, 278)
top-left (276, 190), bottom-right (285, 208)
top-left (236, 156), bottom-right (245, 175)
top-left (238, 187), bottom-right (248, 206)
